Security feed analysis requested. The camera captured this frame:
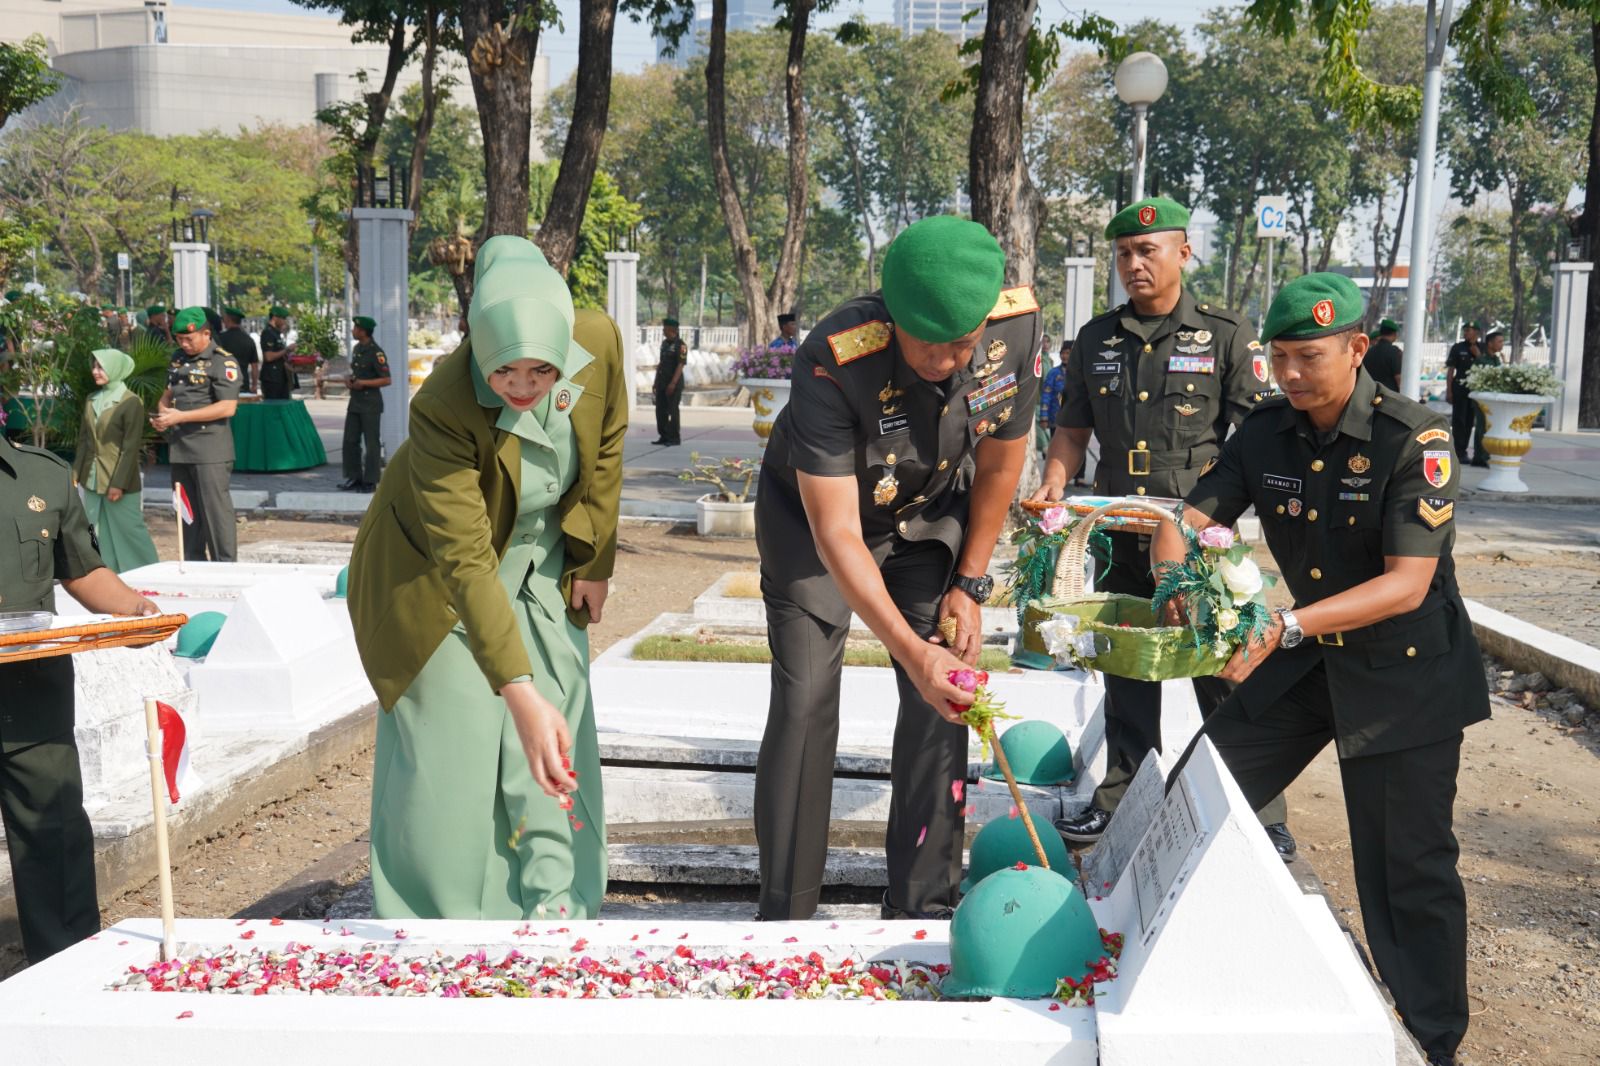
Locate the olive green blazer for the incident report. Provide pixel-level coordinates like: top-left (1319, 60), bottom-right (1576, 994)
top-left (348, 308), bottom-right (629, 710)
top-left (72, 393), bottom-right (147, 495)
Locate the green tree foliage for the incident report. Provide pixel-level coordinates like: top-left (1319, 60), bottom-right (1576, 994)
top-left (530, 161), bottom-right (643, 310)
top-left (0, 35), bottom-right (62, 133)
top-left (1444, 4), bottom-right (1592, 356)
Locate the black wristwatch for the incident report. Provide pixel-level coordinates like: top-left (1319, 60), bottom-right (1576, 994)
top-left (950, 573), bottom-right (994, 605)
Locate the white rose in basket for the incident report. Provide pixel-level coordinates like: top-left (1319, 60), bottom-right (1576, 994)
top-left (1215, 556), bottom-right (1263, 602)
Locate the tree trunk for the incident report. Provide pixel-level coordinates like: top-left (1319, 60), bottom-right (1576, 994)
top-left (406, 5), bottom-right (444, 242)
top-left (1507, 184), bottom-right (1525, 362)
top-left (763, 0), bottom-right (814, 330)
top-left (1237, 238), bottom-right (1264, 317)
top-left (461, 0), bottom-right (542, 239)
top-left (537, 0), bottom-right (617, 273)
top-left (704, 0), bottom-right (768, 347)
top-left (1579, 18), bottom-right (1600, 428)
top-left (1225, 215), bottom-right (1246, 308)
top-left (967, 0), bottom-right (1037, 277)
top-left (999, 153), bottom-right (1043, 288)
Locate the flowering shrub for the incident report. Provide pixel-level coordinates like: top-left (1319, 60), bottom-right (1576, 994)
top-left (1151, 514), bottom-right (1276, 658)
top-left (1463, 362), bottom-right (1562, 396)
top-left (731, 345), bottom-right (792, 381)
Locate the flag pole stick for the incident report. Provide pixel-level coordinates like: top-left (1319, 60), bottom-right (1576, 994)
top-left (175, 491), bottom-right (184, 574)
top-left (142, 697), bottom-right (178, 961)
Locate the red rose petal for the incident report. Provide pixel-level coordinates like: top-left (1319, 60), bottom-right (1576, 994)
top-left (912, 930), bottom-right (928, 940)
top-left (176, 1011), bottom-right (194, 1020)
top-left (269, 917), bottom-right (285, 927)
top-left (1048, 1003), bottom-right (1061, 1012)
top-left (238, 930), bottom-right (256, 940)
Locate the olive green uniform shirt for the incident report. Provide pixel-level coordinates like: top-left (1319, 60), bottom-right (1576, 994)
top-left (1056, 289), bottom-right (1270, 499)
top-left (349, 339), bottom-right (390, 413)
top-left (1, 436), bottom-right (104, 614)
top-left (758, 287), bottom-right (1042, 626)
top-left (1186, 371), bottom-right (1491, 758)
top-left (654, 336), bottom-right (687, 394)
top-left (164, 341), bottom-right (242, 464)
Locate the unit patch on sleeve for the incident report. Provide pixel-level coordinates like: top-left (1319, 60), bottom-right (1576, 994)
top-left (1417, 496), bottom-right (1455, 530)
top-left (1415, 428), bottom-right (1450, 445)
top-left (828, 320), bottom-right (891, 365)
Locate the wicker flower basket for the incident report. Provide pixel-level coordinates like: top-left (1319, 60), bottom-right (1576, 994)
top-left (1019, 500), bottom-right (1231, 681)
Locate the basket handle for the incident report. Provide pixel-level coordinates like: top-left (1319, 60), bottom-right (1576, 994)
top-left (1053, 499), bottom-right (1182, 598)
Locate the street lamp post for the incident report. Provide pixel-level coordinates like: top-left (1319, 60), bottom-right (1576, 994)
top-left (1115, 52), bottom-right (1169, 202)
top-left (308, 218), bottom-right (321, 309)
top-left (191, 208), bottom-right (216, 305)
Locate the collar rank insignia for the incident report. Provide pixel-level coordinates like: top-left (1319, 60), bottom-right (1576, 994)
top-left (27, 495), bottom-right (46, 513)
top-left (1347, 453), bottom-right (1372, 474)
top-left (829, 320), bottom-right (891, 366)
top-left (987, 286), bottom-right (1039, 320)
top-left (1417, 496), bottom-right (1454, 530)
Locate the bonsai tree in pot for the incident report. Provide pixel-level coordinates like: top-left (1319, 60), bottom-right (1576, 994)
top-left (681, 453), bottom-right (759, 536)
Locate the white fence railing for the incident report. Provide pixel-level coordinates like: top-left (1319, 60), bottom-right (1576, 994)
top-left (638, 324), bottom-right (742, 351)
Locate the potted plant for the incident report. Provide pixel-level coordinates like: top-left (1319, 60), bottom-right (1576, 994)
top-left (1462, 362), bottom-right (1563, 494)
top-left (680, 453), bottom-right (759, 537)
top-left (732, 345), bottom-right (793, 445)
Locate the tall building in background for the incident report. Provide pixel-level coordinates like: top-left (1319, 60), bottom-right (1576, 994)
top-left (654, 0), bottom-right (780, 65)
top-left (894, 0), bottom-right (987, 42)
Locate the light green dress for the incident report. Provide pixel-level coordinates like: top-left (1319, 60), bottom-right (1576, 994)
top-left (370, 376), bottom-right (607, 920)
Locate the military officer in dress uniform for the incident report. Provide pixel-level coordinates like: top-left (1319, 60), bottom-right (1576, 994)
top-left (0, 433), bottom-right (157, 962)
top-left (1363, 318), bottom-right (1403, 391)
top-left (754, 216), bottom-right (1041, 921)
top-left (652, 317), bottom-right (687, 446)
top-left (1157, 273), bottom-right (1488, 1066)
top-left (1034, 196), bottom-right (1293, 857)
top-left (258, 305), bottom-right (295, 400)
top-left (151, 307), bottom-right (242, 561)
top-left (338, 315), bottom-right (391, 493)
top-left (216, 307), bottom-right (260, 393)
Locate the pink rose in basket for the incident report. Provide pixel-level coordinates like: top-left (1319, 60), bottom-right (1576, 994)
top-left (1037, 505), bottom-right (1072, 536)
top-left (1197, 525), bottom-right (1235, 550)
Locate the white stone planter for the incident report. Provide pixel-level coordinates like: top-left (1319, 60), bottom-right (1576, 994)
top-left (740, 377), bottom-right (792, 444)
top-left (695, 492), bottom-right (756, 537)
top-left (1472, 391), bottom-right (1556, 493)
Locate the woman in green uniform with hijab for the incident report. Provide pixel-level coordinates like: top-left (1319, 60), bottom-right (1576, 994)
top-left (347, 236), bottom-right (628, 921)
top-left (72, 348), bottom-right (159, 572)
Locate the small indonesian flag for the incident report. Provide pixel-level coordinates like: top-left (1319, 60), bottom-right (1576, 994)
top-left (157, 701), bottom-right (201, 805)
top-left (172, 483), bottom-right (194, 525)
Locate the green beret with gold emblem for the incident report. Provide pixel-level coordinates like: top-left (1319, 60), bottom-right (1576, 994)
top-left (353, 315), bottom-right (377, 332)
top-left (1105, 196), bottom-right (1190, 241)
top-left (171, 307), bottom-right (210, 335)
top-left (1261, 272), bottom-right (1365, 343)
top-left (880, 215), bottom-right (1005, 343)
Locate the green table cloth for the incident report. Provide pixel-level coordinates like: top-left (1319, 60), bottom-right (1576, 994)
top-left (230, 399), bottom-right (327, 472)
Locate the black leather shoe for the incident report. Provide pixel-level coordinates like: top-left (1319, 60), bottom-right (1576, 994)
top-left (880, 891), bottom-right (954, 922)
top-left (356, 481), bottom-right (376, 493)
top-left (1425, 1053), bottom-right (1457, 1066)
top-left (1055, 806), bottom-right (1112, 843)
top-left (1265, 822), bottom-right (1296, 862)
top-left (650, 438), bottom-right (669, 445)
top-left (336, 479), bottom-right (357, 491)
top-left (1470, 458), bottom-right (1490, 468)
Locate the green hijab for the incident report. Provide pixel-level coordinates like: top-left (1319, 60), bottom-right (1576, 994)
top-left (90, 348), bottom-right (134, 416)
top-left (467, 236), bottom-right (578, 410)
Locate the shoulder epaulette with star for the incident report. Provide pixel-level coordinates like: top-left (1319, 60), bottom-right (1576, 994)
top-left (828, 320), bottom-right (891, 365)
top-left (988, 286), bottom-right (1038, 320)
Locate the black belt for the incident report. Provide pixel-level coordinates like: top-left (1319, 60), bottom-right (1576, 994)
top-left (1125, 443), bottom-right (1218, 476)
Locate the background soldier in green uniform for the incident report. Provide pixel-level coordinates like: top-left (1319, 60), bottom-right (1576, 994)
top-left (754, 216), bottom-right (1041, 921)
top-left (1159, 273), bottom-right (1489, 1066)
top-left (1444, 322), bottom-right (1483, 464)
top-left (1034, 196), bottom-right (1292, 858)
top-left (1363, 317), bottom-right (1403, 391)
top-left (652, 317), bottom-right (687, 446)
top-left (0, 433), bottom-right (157, 962)
top-left (151, 307), bottom-right (242, 561)
top-left (142, 305), bottom-right (172, 347)
top-left (338, 315), bottom-right (391, 492)
top-left (216, 307), bottom-right (260, 394)
top-left (258, 305), bottom-right (294, 400)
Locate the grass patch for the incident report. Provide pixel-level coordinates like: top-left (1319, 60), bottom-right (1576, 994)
top-left (632, 634), bottom-right (1013, 672)
top-left (721, 573), bottom-right (763, 599)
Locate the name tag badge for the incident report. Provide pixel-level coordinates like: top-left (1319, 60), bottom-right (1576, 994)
top-left (1263, 473), bottom-right (1303, 494)
top-left (878, 414), bottom-right (911, 436)
top-left (1167, 356), bottom-right (1216, 374)
top-left (1092, 362), bottom-right (1121, 375)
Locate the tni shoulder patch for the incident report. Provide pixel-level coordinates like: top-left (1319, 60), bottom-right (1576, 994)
top-left (1417, 496), bottom-right (1454, 530)
top-left (1416, 427), bottom-right (1450, 445)
top-left (988, 286), bottom-right (1039, 320)
top-left (828, 320), bottom-right (891, 365)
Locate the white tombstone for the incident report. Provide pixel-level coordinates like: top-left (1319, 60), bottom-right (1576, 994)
top-left (72, 643), bottom-right (196, 809)
top-left (185, 578), bottom-right (373, 733)
top-left (1092, 737), bottom-right (1395, 1064)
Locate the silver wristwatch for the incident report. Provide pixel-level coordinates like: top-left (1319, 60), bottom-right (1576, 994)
top-left (1275, 607), bottom-right (1303, 648)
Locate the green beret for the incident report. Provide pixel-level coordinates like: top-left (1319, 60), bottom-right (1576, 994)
top-left (1464, 320), bottom-right (1481, 331)
top-left (881, 215), bottom-right (1005, 343)
top-left (662, 317), bottom-right (679, 328)
top-left (146, 305), bottom-right (167, 317)
top-left (171, 307), bottom-right (210, 335)
top-left (3, 291), bottom-right (20, 302)
top-left (269, 305), bottom-right (289, 318)
top-left (353, 315), bottom-right (377, 332)
top-left (222, 305), bottom-right (244, 319)
top-left (1105, 196), bottom-right (1190, 241)
top-left (1261, 272), bottom-right (1365, 343)
top-left (1377, 317), bottom-right (1400, 334)
top-left (100, 305), bottom-right (116, 312)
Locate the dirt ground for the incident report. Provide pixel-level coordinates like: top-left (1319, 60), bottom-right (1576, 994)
top-left (42, 521), bottom-right (1600, 1063)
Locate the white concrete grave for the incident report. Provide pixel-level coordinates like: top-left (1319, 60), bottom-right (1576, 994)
top-left (55, 560), bottom-right (351, 631)
top-left (0, 918), bottom-right (1096, 1065)
top-left (186, 578), bottom-right (374, 733)
top-left (72, 641), bottom-right (197, 808)
top-left (1091, 737), bottom-right (1395, 1064)
top-left (692, 571), bottom-right (1020, 637)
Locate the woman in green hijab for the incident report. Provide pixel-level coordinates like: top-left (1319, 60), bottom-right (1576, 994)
top-left (72, 348), bottom-right (159, 572)
top-left (347, 236), bottom-right (629, 920)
